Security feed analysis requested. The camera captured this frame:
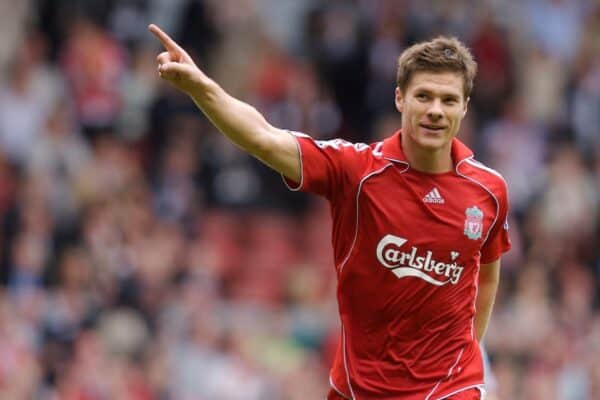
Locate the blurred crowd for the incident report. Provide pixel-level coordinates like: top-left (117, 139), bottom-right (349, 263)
top-left (0, 0), bottom-right (598, 399)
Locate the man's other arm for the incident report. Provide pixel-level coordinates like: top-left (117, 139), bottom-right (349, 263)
top-left (148, 24), bottom-right (300, 183)
top-left (475, 259), bottom-right (501, 341)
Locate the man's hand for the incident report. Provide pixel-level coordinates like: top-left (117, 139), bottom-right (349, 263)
top-left (148, 24), bottom-right (209, 93)
top-left (147, 23), bottom-right (301, 182)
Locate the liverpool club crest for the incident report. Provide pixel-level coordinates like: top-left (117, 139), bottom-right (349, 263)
top-left (464, 206), bottom-right (483, 240)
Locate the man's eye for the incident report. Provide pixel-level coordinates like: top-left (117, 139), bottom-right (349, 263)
top-left (416, 94), bottom-right (428, 100)
top-left (444, 99), bottom-right (457, 104)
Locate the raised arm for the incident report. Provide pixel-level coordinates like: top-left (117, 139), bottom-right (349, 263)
top-left (148, 24), bottom-right (300, 182)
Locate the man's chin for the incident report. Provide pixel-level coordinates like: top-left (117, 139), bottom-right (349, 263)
top-left (414, 136), bottom-right (449, 151)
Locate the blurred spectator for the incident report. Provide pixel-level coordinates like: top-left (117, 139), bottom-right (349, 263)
top-left (519, 44), bottom-right (569, 124)
top-left (481, 96), bottom-right (547, 214)
top-left (59, 16), bottom-right (127, 139)
top-left (365, 8), bottom-right (407, 122)
top-left (117, 45), bottom-right (160, 141)
top-left (305, 1), bottom-right (370, 137)
top-left (27, 98), bottom-right (91, 226)
top-left (521, 0), bottom-right (586, 65)
top-left (533, 146), bottom-right (598, 244)
top-left (469, 14), bottom-right (515, 124)
top-left (153, 128), bottom-right (200, 223)
top-left (571, 53), bottom-right (600, 158)
top-left (0, 31), bottom-right (62, 166)
top-left (0, 0), bottom-right (31, 73)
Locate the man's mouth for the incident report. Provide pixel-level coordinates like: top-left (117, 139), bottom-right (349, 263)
top-left (420, 123), bottom-right (446, 131)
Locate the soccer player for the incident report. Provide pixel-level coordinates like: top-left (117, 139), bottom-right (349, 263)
top-left (149, 24), bottom-right (510, 400)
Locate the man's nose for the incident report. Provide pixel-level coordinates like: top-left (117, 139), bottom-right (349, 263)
top-left (427, 99), bottom-right (443, 120)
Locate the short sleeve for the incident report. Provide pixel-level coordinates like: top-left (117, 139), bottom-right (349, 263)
top-left (480, 184), bottom-right (511, 264)
top-left (282, 131), bottom-right (369, 200)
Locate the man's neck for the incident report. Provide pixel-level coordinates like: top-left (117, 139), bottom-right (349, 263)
top-left (401, 135), bottom-right (453, 173)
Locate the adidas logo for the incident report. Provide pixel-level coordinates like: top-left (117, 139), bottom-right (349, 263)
top-left (423, 187), bottom-right (445, 204)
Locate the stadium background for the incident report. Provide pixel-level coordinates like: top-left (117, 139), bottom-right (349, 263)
top-left (0, 0), bottom-right (598, 399)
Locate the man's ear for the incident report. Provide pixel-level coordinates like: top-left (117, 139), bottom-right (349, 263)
top-left (463, 96), bottom-right (470, 117)
top-left (395, 87), bottom-right (404, 113)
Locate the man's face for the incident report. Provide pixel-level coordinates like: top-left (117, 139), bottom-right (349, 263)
top-left (395, 71), bottom-right (468, 152)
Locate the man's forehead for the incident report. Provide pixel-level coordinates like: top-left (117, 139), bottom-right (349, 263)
top-left (407, 71), bottom-right (464, 95)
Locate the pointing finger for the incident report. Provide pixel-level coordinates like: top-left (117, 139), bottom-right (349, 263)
top-left (148, 24), bottom-right (182, 54)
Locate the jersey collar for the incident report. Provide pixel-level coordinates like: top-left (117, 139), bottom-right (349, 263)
top-left (381, 130), bottom-right (473, 169)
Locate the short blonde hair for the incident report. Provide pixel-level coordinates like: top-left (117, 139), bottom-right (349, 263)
top-left (396, 36), bottom-right (477, 99)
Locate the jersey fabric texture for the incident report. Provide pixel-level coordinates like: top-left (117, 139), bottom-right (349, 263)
top-left (283, 130), bottom-right (511, 400)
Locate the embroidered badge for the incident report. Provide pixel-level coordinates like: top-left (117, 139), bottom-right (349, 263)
top-left (464, 206), bottom-right (483, 240)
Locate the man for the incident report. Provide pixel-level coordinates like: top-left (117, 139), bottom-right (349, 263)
top-left (149, 24), bottom-right (510, 400)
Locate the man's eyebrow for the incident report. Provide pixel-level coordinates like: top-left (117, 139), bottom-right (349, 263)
top-left (413, 86), bottom-right (461, 97)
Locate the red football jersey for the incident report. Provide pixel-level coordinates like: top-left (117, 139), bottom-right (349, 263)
top-left (284, 130), bottom-right (511, 400)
